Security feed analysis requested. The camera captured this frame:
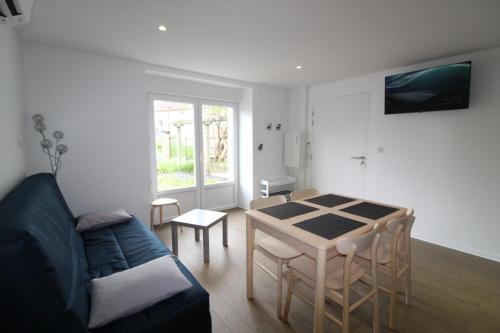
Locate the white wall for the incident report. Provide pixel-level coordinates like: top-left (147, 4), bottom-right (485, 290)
top-left (238, 88), bottom-right (254, 209)
top-left (21, 43), bottom-right (288, 218)
top-left (0, 25), bottom-right (25, 200)
top-left (286, 87), bottom-right (308, 190)
top-left (22, 44), bottom-right (152, 221)
top-left (306, 47), bottom-right (500, 261)
top-left (146, 71), bottom-right (243, 102)
top-left (252, 86), bottom-right (289, 201)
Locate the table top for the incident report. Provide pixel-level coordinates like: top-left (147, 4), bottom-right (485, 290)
top-left (246, 193), bottom-right (407, 250)
top-left (172, 209), bottom-right (227, 228)
top-left (152, 198), bottom-right (179, 206)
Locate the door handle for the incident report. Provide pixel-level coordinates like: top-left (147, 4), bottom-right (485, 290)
top-left (350, 156), bottom-right (366, 160)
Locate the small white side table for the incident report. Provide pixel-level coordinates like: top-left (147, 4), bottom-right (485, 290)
top-left (171, 209), bottom-right (228, 263)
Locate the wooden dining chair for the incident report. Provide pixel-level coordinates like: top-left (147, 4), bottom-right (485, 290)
top-left (355, 209), bottom-right (415, 329)
top-left (249, 195), bottom-right (304, 318)
top-left (283, 226), bottom-right (381, 333)
top-left (290, 188), bottom-right (319, 201)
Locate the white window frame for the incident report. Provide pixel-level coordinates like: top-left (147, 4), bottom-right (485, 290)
top-left (148, 94), bottom-right (239, 204)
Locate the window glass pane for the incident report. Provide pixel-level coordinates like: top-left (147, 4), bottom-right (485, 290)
top-left (154, 100), bottom-right (196, 191)
top-left (202, 104), bottom-right (234, 185)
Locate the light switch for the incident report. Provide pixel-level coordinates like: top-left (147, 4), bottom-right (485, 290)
top-left (376, 147), bottom-right (384, 153)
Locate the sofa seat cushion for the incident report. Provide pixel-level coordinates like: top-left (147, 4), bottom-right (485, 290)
top-left (82, 217), bottom-right (211, 333)
top-left (82, 217), bottom-right (169, 278)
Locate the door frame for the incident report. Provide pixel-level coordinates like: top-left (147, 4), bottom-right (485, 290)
top-left (148, 93), bottom-right (239, 209)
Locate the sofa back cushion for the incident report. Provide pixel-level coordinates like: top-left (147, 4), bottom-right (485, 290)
top-left (0, 173), bottom-right (89, 332)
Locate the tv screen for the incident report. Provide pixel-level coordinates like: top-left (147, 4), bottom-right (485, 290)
top-left (385, 61), bottom-right (471, 114)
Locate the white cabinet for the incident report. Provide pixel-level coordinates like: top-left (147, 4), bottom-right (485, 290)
top-left (284, 131), bottom-right (306, 168)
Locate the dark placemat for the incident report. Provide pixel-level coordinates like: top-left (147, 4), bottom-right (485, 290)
top-left (305, 194), bottom-right (357, 208)
top-left (293, 213), bottom-right (366, 240)
top-left (258, 202), bottom-right (318, 220)
top-left (340, 201), bottom-right (399, 220)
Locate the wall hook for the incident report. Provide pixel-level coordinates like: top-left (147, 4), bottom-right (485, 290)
top-left (266, 123), bottom-right (272, 130)
top-left (275, 123), bottom-right (281, 131)
top-left (257, 144), bottom-right (263, 151)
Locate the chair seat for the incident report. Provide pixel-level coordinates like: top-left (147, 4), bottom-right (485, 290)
top-left (257, 237), bottom-right (302, 260)
top-left (152, 198), bottom-right (178, 206)
top-left (358, 240), bottom-right (391, 264)
top-left (289, 255), bottom-right (365, 290)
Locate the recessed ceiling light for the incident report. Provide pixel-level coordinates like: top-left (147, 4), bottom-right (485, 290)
top-left (296, 65), bottom-right (303, 70)
top-left (158, 25), bottom-right (167, 32)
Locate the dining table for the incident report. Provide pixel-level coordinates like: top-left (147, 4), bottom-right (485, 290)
top-left (245, 193), bottom-right (408, 333)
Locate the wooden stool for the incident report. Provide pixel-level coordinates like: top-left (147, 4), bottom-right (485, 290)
top-left (150, 198), bottom-right (183, 232)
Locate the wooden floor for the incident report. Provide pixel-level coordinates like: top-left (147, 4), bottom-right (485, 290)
top-left (155, 208), bottom-right (500, 333)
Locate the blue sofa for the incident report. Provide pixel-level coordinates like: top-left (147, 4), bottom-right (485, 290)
top-left (0, 173), bottom-right (211, 332)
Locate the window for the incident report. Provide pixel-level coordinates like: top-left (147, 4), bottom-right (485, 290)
top-left (154, 100), bottom-right (196, 191)
top-left (201, 104), bottom-right (234, 185)
top-left (152, 97), bottom-right (237, 197)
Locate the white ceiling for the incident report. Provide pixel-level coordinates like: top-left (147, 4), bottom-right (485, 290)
top-left (18, 0), bottom-right (500, 87)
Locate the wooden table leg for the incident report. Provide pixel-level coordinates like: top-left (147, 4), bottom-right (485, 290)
top-left (222, 216), bottom-right (228, 247)
top-left (277, 258), bottom-right (283, 318)
top-left (195, 228), bottom-right (200, 242)
top-left (246, 216), bottom-right (255, 300)
top-left (159, 206), bottom-right (164, 226)
top-left (171, 223), bottom-right (179, 256)
top-left (203, 228), bottom-right (210, 263)
top-left (150, 206), bottom-right (155, 231)
top-left (313, 248), bottom-right (327, 333)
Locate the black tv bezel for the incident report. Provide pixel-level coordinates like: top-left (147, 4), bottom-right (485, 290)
top-left (384, 60), bottom-right (472, 115)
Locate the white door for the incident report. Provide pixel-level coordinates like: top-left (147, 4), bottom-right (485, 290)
top-left (149, 95), bottom-right (238, 221)
top-left (310, 93), bottom-right (370, 197)
top-left (199, 101), bottom-right (238, 211)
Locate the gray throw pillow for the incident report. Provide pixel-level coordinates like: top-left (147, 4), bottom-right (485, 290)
top-left (88, 255), bottom-right (193, 328)
top-left (76, 209), bottom-right (132, 232)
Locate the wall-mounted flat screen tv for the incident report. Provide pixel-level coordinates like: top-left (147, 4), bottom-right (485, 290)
top-left (385, 61), bottom-right (471, 114)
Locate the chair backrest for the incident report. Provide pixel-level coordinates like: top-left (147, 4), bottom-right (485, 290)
top-left (403, 208), bottom-right (415, 251)
top-left (384, 209), bottom-right (415, 269)
top-left (386, 209), bottom-right (414, 234)
top-left (406, 208), bottom-right (415, 233)
top-left (250, 195), bottom-right (287, 210)
top-left (336, 225), bottom-right (380, 256)
top-left (290, 188), bottom-right (319, 201)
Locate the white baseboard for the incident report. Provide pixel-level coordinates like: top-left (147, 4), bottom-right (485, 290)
top-left (413, 234), bottom-right (500, 263)
top-left (210, 204), bottom-right (238, 212)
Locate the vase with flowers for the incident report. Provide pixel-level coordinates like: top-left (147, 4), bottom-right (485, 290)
top-left (32, 114), bottom-right (69, 179)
